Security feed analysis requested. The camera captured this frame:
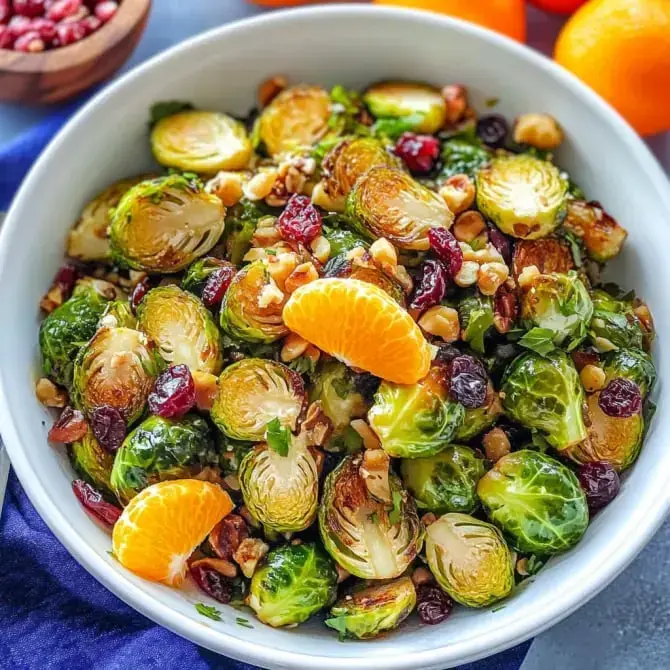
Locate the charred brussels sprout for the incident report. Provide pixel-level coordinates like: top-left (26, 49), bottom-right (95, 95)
top-left (476, 154), bottom-right (568, 239)
top-left (254, 85), bottom-right (331, 158)
top-left (346, 167), bottom-right (453, 251)
top-left (99, 299), bottom-right (137, 329)
top-left (455, 383), bottom-right (502, 441)
top-left (458, 293), bottom-right (495, 354)
top-left (151, 110), bottom-right (252, 173)
top-left (136, 286), bottom-right (222, 374)
top-left (501, 350), bottom-right (586, 451)
top-left (588, 289), bottom-right (645, 351)
top-left (70, 429), bottom-right (116, 501)
top-left (477, 450), bottom-right (589, 554)
top-left (325, 577), bottom-right (416, 640)
top-left (400, 445), bottom-right (486, 514)
top-left (220, 261), bottom-right (288, 344)
top-left (319, 454), bottom-right (423, 579)
top-left (603, 348), bottom-right (656, 397)
top-left (109, 174), bottom-right (225, 274)
top-left (363, 81), bottom-right (447, 134)
top-left (248, 542), bottom-right (338, 627)
top-left (425, 513), bottom-right (514, 607)
top-left (564, 200), bottom-right (627, 262)
top-left (110, 414), bottom-right (218, 504)
top-left (211, 358), bottom-right (305, 441)
top-left (440, 138), bottom-right (491, 179)
top-left (181, 257), bottom-right (233, 299)
top-left (520, 271), bottom-right (593, 349)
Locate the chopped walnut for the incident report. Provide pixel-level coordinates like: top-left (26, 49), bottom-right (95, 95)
top-left (280, 332), bottom-right (310, 362)
top-left (350, 419), bottom-right (381, 450)
top-left (300, 401), bottom-right (333, 447)
top-left (258, 74), bottom-right (288, 107)
top-left (40, 285), bottom-right (66, 313)
top-left (233, 537), bottom-right (270, 579)
top-left (418, 305), bottom-right (460, 343)
top-left (208, 514), bottom-right (249, 561)
top-left (192, 370), bottom-right (219, 411)
top-left (285, 262), bottom-right (318, 293)
top-left (441, 84), bottom-right (469, 126)
top-left (439, 174), bottom-right (475, 215)
top-left (493, 282), bottom-right (519, 334)
top-left (359, 448), bottom-right (392, 503)
top-left (190, 556), bottom-right (237, 579)
top-left (257, 279), bottom-right (284, 308)
top-left (244, 169), bottom-right (278, 201)
top-left (205, 170), bottom-right (248, 207)
top-left (513, 113), bottom-right (564, 151)
top-left (36, 378), bottom-right (68, 408)
top-left (265, 156), bottom-right (317, 208)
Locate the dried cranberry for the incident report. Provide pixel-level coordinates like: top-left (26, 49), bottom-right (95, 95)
top-left (410, 259), bottom-right (447, 310)
top-left (130, 276), bottom-right (150, 312)
top-left (90, 405), bottom-right (126, 452)
top-left (449, 355), bottom-right (487, 409)
top-left (394, 132), bottom-right (440, 174)
top-left (571, 349), bottom-right (600, 372)
top-left (93, 0), bottom-right (116, 23)
top-left (53, 263), bottom-right (78, 297)
top-left (46, 0), bottom-right (81, 21)
top-left (13, 0), bottom-right (46, 19)
top-left (416, 584), bottom-right (453, 625)
top-left (0, 24), bottom-right (14, 47)
top-left (54, 18), bottom-right (85, 45)
top-left (598, 378), bottom-right (642, 418)
top-left (0, 0), bottom-right (10, 24)
top-left (428, 227), bottom-right (463, 279)
top-left (577, 461), bottom-right (620, 513)
top-left (277, 194), bottom-right (322, 245)
top-left (30, 17), bottom-right (56, 43)
top-left (487, 222), bottom-right (512, 266)
top-left (208, 514), bottom-right (249, 561)
top-left (72, 479), bottom-right (122, 526)
top-left (202, 265), bottom-right (236, 308)
top-left (13, 29), bottom-right (43, 51)
top-left (148, 364), bottom-right (196, 418)
top-left (48, 406), bottom-right (88, 443)
top-left (476, 114), bottom-right (509, 148)
top-left (190, 564), bottom-right (233, 604)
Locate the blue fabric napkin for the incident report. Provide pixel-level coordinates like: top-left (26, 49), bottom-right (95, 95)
top-left (0, 111), bottom-right (531, 670)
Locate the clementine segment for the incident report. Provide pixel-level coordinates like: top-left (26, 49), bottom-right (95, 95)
top-left (283, 278), bottom-right (432, 385)
top-left (112, 480), bottom-right (233, 586)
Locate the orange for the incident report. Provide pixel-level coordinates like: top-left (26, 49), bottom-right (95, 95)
top-left (373, 0), bottom-right (527, 42)
top-left (112, 480), bottom-right (233, 586)
top-left (283, 278), bottom-right (432, 385)
top-left (555, 0), bottom-right (670, 136)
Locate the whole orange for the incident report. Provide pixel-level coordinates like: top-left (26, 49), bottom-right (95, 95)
top-left (555, 0), bottom-right (670, 136)
top-left (373, 0), bottom-right (526, 42)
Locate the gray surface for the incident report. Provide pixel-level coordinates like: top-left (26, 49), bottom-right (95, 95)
top-left (0, 2), bottom-right (669, 669)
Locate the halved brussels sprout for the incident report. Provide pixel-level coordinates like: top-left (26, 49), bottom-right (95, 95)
top-left (70, 429), bottom-right (116, 501)
top-left (98, 299), bottom-right (137, 329)
top-left (110, 414), bottom-right (218, 505)
top-left (477, 450), bottom-right (589, 554)
top-left (325, 577), bottom-right (416, 640)
top-left (400, 445), bottom-right (486, 514)
top-left (425, 513), bottom-right (514, 607)
top-left (512, 237), bottom-right (574, 279)
top-left (476, 154), bottom-right (568, 239)
top-left (563, 200), bottom-right (627, 262)
top-left (588, 289), bottom-right (645, 351)
top-left (440, 138), bottom-right (491, 179)
top-left (72, 327), bottom-right (161, 423)
top-left (181, 257), bottom-right (234, 300)
top-left (319, 454), bottom-right (423, 579)
top-left (219, 261), bottom-right (288, 343)
top-left (520, 271), bottom-right (593, 349)
top-left (455, 382), bottom-right (502, 441)
top-left (151, 111), bottom-right (252, 173)
top-left (501, 350), bottom-right (586, 451)
top-left (458, 293), bottom-right (495, 354)
top-left (248, 542), bottom-right (338, 627)
top-left (136, 286), bottom-right (222, 375)
top-left (346, 167), bottom-right (453, 251)
top-left (239, 439), bottom-right (318, 532)
top-left (603, 348), bottom-right (656, 397)
top-left (109, 174), bottom-right (225, 274)
top-left (363, 81), bottom-right (447, 134)
top-left (211, 358), bottom-right (305, 441)
top-left (253, 85), bottom-right (331, 157)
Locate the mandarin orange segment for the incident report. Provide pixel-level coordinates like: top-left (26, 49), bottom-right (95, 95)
top-left (283, 278), bottom-right (432, 385)
top-left (112, 480), bottom-right (233, 586)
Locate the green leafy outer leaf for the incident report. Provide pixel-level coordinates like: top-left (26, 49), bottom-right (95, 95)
top-left (69, 430), bottom-right (116, 502)
top-left (321, 215), bottom-right (371, 256)
top-left (265, 418), bottom-right (290, 457)
top-left (458, 293), bottom-right (495, 354)
top-left (588, 289), bottom-right (644, 351)
top-left (149, 101), bottom-right (194, 128)
top-left (372, 114), bottom-right (425, 141)
top-left (388, 490), bottom-right (403, 526)
top-left (440, 138), bottom-right (491, 179)
top-left (222, 199), bottom-right (275, 266)
top-left (195, 603), bottom-right (222, 621)
top-left (518, 328), bottom-right (556, 357)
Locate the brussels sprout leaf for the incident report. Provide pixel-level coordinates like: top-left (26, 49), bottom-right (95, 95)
top-left (325, 613), bottom-right (349, 641)
top-left (518, 328), bottom-right (556, 357)
top-left (266, 418), bottom-right (290, 457)
top-left (288, 355), bottom-right (317, 378)
top-left (372, 114), bottom-right (425, 141)
top-left (388, 490), bottom-right (403, 525)
top-left (195, 603), bottom-right (222, 621)
top-left (149, 101), bottom-right (194, 128)
top-left (463, 301), bottom-right (495, 354)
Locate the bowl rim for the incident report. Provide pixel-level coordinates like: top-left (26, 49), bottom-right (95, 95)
top-left (1, 5), bottom-right (670, 669)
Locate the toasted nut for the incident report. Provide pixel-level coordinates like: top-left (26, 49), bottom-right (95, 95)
top-left (128, 270), bottom-right (147, 287)
top-left (250, 215), bottom-right (281, 248)
top-left (206, 171), bottom-right (245, 207)
top-left (418, 306), bottom-right (460, 343)
top-left (454, 260), bottom-right (479, 287)
top-left (517, 264), bottom-right (541, 290)
top-left (345, 246), bottom-right (368, 262)
top-left (516, 557), bottom-right (530, 577)
top-left (258, 74), bottom-right (288, 107)
top-left (411, 567), bottom-right (435, 587)
top-left (233, 537), bottom-right (270, 579)
top-left (243, 247), bottom-right (269, 263)
top-left (478, 262), bottom-right (510, 296)
top-left (285, 262), bottom-right (318, 293)
top-left (266, 251), bottom-right (298, 288)
top-left (369, 238), bottom-right (398, 268)
top-left (304, 345), bottom-right (321, 364)
top-left (441, 84), bottom-right (468, 125)
top-left (439, 174), bottom-right (475, 215)
top-left (459, 241), bottom-right (477, 262)
top-left (422, 513), bottom-right (437, 527)
top-left (474, 243), bottom-right (505, 265)
top-left (392, 264), bottom-right (414, 294)
top-left (513, 113), bottom-right (564, 150)
top-left (281, 332), bottom-right (310, 362)
top-left (310, 235), bottom-right (331, 264)
top-left (482, 427), bottom-right (511, 462)
top-left (633, 301), bottom-right (654, 334)
top-left (493, 284), bottom-right (519, 334)
top-left (40, 286), bottom-right (65, 313)
top-left (360, 449), bottom-right (391, 503)
top-left (593, 336), bottom-right (617, 353)
top-left (311, 180), bottom-right (345, 213)
top-left (192, 370), bottom-right (219, 411)
top-left (243, 169), bottom-right (278, 201)
top-left (453, 209), bottom-right (486, 242)
top-left (257, 280), bottom-right (284, 308)
top-left (36, 378), bottom-right (68, 408)
top-left (301, 401), bottom-right (333, 447)
top-left (190, 556), bottom-right (237, 579)
top-left (580, 364), bottom-right (606, 392)
top-left (336, 565), bottom-right (351, 583)
top-left (351, 419), bottom-right (381, 450)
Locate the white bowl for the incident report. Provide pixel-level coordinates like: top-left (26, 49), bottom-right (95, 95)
top-left (1, 5), bottom-right (669, 669)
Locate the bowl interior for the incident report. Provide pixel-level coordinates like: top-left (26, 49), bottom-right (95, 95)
top-left (1, 7), bottom-right (669, 670)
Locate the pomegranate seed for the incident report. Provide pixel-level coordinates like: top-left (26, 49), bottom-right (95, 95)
top-left (72, 479), bottom-right (122, 526)
top-left (60, 4), bottom-right (88, 22)
top-left (78, 13), bottom-right (99, 34)
top-left (0, 0), bottom-right (10, 24)
top-left (148, 365), bottom-right (196, 418)
top-left (190, 563), bottom-right (233, 604)
top-left (416, 584), bottom-right (453, 624)
top-left (93, 0), bottom-right (116, 23)
top-left (277, 194), bottom-right (322, 245)
top-left (46, 0), bottom-right (81, 22)
top-left (577, 461), bottom-right (620, 513)
top-left (48, 407), bottom-right (88, 443)
top-left (0, 24), bottom-right (14, 47)
top-left (8, 15), bottom-right (33, 37)
top-left (410, 259), bottom-right (447, 310)
top-left (598, 378), bottom-right (642, 418)
top-left (13, 29), bottom-right (44, 51)
top-left (428, 227), bottom-right (463, 279)
top-left (476, 114), bottom-right (509, 148)
top-left (54, 19), bottom-right (85, 44)
top-left (13, 0), bottom-right (46, 19)
top-left (90, 405), bottom-right (126, 452)
top-left (449, 355), bottom-right (488, 409)
top-left (29, 17), bottom-right (56, 43)
top-left (202, 264), bottom-right (236, 308)
top-left (394, 132), bottom-right (440, 174)
top-left (54, 262), bottom-right (79, 298)
top-left (130, 276), bottom-right (150, 312)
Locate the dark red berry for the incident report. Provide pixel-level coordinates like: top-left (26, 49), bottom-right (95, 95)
top-left (449, 355), bottom-right (488, 408)
top-left (416, 584), bottom-right (453, 625)
top-left (54, 263), bottom-right (79, 298)
top-left (410, 259), bottom-right (447, 310)
top-left (202, 264), bottom-right (236, 308)
top-left (450, 354), bottom-right (487, 380)
top-left (72, 479), bottom-right (122, 526)
top-left (54, 18), bottom-right (85, 45)
top-left (486, 222), bottom-right (512, 266)
top-left (93, 0), bottom-right (116, 23)
top-left (48, 406), bottom-right (88, 443)
top-left (428, 227), bottom-right (463, 279)
top-left (148, 364), bottom-right (196, 418)
top-left (130, 276), bottom-right (150, 312)
top-left (190, 563), bottom-right (233, 604)
top-left (394, 132), bottom-right (440, 174)
top-left (0, 1), bottom-right (10, 24)
top-left (13, 0), bottom-right (46, 19)
top-left (13, 29), bottom-right (43, 51)
top-left (598, 378), bottom-right (642, 418)
top-left (90, 405), bottom-right (126, 452)
top-left (29, 17), bottom-right (56, 43)
top-left (277, 194), bottom-right (322, 245)
top-left (46, 0), bottom-right (81, 22)
top-left (0, 24), bottom-right (13, 47)
top-left (8, 15), bottom-right (32, 37)
top-left (577, 461), bottom-right (620, 513)
top-left (476, 114), bottom-right (509, 148)
top-left (208, 515), bottom-right (249, 562)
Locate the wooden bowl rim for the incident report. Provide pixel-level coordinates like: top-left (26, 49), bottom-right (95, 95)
top-left (0, 0), bottom-right (151, 74)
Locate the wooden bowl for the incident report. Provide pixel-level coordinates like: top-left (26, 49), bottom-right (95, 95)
top-left (0, 0), bottom-right (151, 104)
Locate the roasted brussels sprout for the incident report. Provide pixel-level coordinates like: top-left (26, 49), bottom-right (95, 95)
top-left (220, 261), bottom-right (288, 344)
top-left (110, 414), bottom-right (218, 504)
top-left (520, 271), bottom-right (593, 349)
top-left (425, 513), bottom-right (514, 607)
top-left (512, 237), bottom-right (574, 279)
top-left (458, 293), bottom-right (495, 354)
top-left (363, 81), bottom-right (447, 134)
top-left (72, 327), bottom-right (161, 423)
top-left (211, 358), bottom-right (305, 441)
top-left (563, 200), bottom-right (627, 262)
top-left (109, 174), bottom-right (225, 274)
top-left (477, 450), bottom-right (589, 554)
top-left (440, 138), bottom-right (491, 179)
top-left (253, 85), bottom-right (331, 158)
top-left (70, 429), bottom-right (116, 501)
top-left (98, 299), bottom-right (137, 329)
top-left (151, 110), bottom-right (252, 173)
top-left (501, 350), bottom-right (586, 451)
top-left (400, 445), bottom-right (486, 514)
top-left (181, 257), bottom-right (233, 299)
top-left (247, 542), bottom-right (338, 627)
top-left (455, 382), bottom-right (502, 441)
top-left (347, 167), bottom-right (453, 251)
top-left (603, 348), bottom-right (656, 396)
top-left (319, 454), bottom-right (423, 579)
top-left (221, 199), bottom-right (272, 266)
top-left (136, 286), bottom-right (222, 374)
top-left (325, 577), bottom-right (416, 640)
top-left (588, 289), bottom-right (645, 351)
top-left (476, 154), bottom-right (568, 239)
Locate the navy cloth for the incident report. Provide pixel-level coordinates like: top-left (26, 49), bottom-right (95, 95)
top-left (0, 108), bottom-right (531, 669)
